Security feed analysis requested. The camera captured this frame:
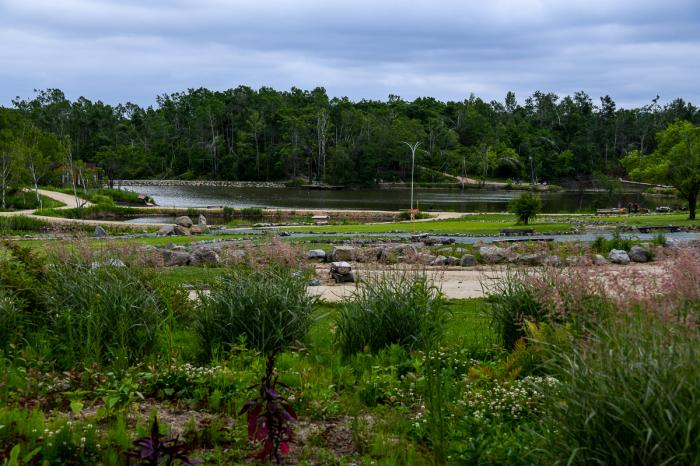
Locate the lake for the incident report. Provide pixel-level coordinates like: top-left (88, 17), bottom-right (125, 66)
top-left (122, 184), bottom-right (673, 213)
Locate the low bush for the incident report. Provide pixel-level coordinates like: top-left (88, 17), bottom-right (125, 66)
top-left (336, 272), bottom-right (445, 357)
top-left (195, 265), bottom-right (317, 361)
top-left (537, 311), bottom-right (700, 465)
top-left (45, 263), bottom-right (166, 368)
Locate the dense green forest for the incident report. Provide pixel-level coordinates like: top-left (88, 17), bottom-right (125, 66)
top-left (2, 87), bottom-right (699, 186)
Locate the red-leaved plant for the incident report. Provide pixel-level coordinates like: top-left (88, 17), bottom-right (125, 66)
top-left (239, 352), bottom-right (297, 463)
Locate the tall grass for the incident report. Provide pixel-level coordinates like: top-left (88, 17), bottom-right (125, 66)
top-left (0, 290), bottom-right (24, 350)
top-left (45, 263), bottom-right (165, 369)
top-left (483, 270), bottom-right (548, 350)
top-left (195, 264), bottom-right (317, 361)
top-left (0, 216), bottom-right (50, 232)
top-left (336, 271), bottom-right (445, 357)
top-left (537, 311), bottom-right (700, 465)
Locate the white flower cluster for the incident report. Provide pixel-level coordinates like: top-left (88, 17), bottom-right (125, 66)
top-left (460, 376), bottom-right (559, 421)
top-left (173, 363), bottom-right (222, 380)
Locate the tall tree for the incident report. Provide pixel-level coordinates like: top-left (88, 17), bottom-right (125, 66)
top-left (622, 121), bottom-right (700, 219)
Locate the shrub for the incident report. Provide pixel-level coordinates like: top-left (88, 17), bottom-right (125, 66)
top-left (508, 192), bottom-right (542, 225)
top-left (45, 263), bottom-right (165, 368)
top-left (195, 265), bottom-right (317, 361)
top-left (537, 311), bottom-right (700, 465)
top-left (336, 272), bottom-right (445, 357)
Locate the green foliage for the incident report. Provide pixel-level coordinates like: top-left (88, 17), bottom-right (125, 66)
top-left (336, 272), bottom-right (445, 357)
top-left (623, 120), bottom-right (700, 219)
top-left (590, 230), bottom-right (633, 254)
top-left (0, 241), bottom-right (46, 315)
top-left (538, 311), bottom-right (700, 465)
top-left (508, 192), bottom-right (542, 225)
top-left (45, 263), bottom-right (166, 368)
top-left (12, 88), bottom-right (700, 186)
top-left (195, 265), bottom-right (317, 360)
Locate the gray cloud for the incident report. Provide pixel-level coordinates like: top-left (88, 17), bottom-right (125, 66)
top-left (1, 0), bottom-right (699, 107)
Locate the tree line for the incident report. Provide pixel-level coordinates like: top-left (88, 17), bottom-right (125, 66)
top-left (2, 87), bottom-right (700, 187)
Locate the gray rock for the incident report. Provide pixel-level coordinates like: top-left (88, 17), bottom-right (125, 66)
top-left (439, 247), bottom-right (467, 256)
top-left (161, 250), bottom-right (191, 267)
top-left (479, 246), bottom-right (509, 264)
top-left (331, 246), bottom-right (356, 262)
top-left (157, 225), bottom-right (175, 236)
top-left (460, 254), bottom-right (477, 267)
top-left (173, 225), bottom-right (192, 236)
top-left (94, 225), bottom-right (107, 237)
top-left (416, 253), bottom-right (436, 265)
top-left (307, 249), bottom-right (327, 260)
top-left (608, 249), bottom-right (630, 264)
top-left (176, 216), bottom-right (193, 228)
top-left (445, 256), bottom-right (460, 266)
top-left (308, 278), bottom-right (321, 286)
top-left (544, 255), bottom-right (562, 267)
top-left (191, 247), bottom-right (220, 265)
top-left (593, 254), bottom-right (608, 266)
top-left (430, 255), bottom-right (448, 266)
top-left (628, 245), bottom-right (651, 263)
top-left (198, 214), bottom-right (207, 227)
top-left (105, 258), bottom-right (126, 267)
top-left (517, 253), bottom-right (547, 266)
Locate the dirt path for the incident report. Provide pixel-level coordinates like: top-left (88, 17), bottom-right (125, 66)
top-left (305, 262), bottom-right (667, 301)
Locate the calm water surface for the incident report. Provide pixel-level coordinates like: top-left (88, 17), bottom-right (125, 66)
top-left (123, 185), bottom-right (670, 213)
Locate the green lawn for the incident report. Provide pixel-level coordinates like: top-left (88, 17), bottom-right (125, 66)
top-left (589, 212), bottom-right (699, 226)
top-left (288, 214), bottom-right (572, 235)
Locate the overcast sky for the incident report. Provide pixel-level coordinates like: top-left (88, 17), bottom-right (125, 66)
top-left (1, 0), bottom-right (699, 108)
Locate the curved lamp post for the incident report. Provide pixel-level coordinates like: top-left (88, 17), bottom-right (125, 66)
top-left (402, 141), bottom-right (421, 214)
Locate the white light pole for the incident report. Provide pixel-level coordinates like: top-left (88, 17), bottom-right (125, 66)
top-left (402, 141), bottom-right (421, 213)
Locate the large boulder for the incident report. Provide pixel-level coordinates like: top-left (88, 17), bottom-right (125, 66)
top-left (608, 249), bottom-right (630, 265)
top-left (331, 246), bottom-right (380, 262)
top-left (160, 250), bottom-right (191, 267)
top-left (479, 246), bottom-right (510, 264)
top-left (516, 253), bottom-right (547, 266)
top-left (331, 246), bottom-right (356, 262)
top-left (198, 214), bottom-right (207, 227)
top-left (191, 247), bottom-right (220, 266)
top-left (175, 216), bottom-right (193, 228)
top-left (628, 245), bottom-right (651, 263)
top-left (593, 254), bottom-right (608, 266)
top-left (173, 225), bottom-right (192, 236)
top-left (307, 249), bottom-right (327, 260)
top-left (379, 244), bottom-right (418, 263)
top-left (157, 225), bottom-right (175, 236)
top-left (416, 253), bottom-right (436, 265)
top-left (444, 256), bottom-right (460, 266)
top-left (430, 255), bottom-right (448, 266)
top-left (94, 225), bottom-right (107, 237)
top-left (460, 254), bottom-right (477, 267)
